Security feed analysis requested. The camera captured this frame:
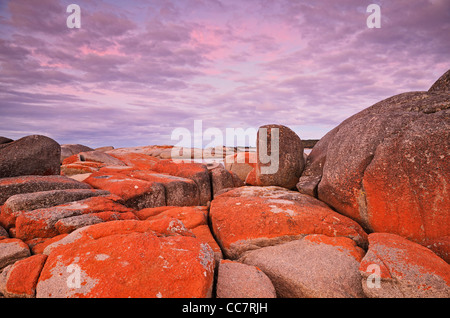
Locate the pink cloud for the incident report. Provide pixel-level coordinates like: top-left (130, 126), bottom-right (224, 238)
top-left (0, 0), bottom-right (448, 148)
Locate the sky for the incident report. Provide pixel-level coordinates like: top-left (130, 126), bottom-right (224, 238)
top-left (0, 0), bottom-right (449, 148)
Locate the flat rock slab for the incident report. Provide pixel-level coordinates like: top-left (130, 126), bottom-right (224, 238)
top-left (54, 211), bottom-right (137, 234)
top-left (78, 151), bottom-right (126, 166)
top-left (137, 206), bottom-right (223, 263)
top-left (107, 152), bottom-right (159, 170)
top-left (1, 189), bottom-right (110, 230)
top-left (36, 220), bottom-right (215, 298)
top-left (209, 186), bottom-right (368, 259)
top-left (15, 196), bottom-right (134, 241)
top-left (84, 172), bottom-right (166, 210)
top-left (0, 175), bottom-right (91, 205)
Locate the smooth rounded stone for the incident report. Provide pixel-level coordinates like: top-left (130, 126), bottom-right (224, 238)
top-left (296, 127), bottom-right (337, 197)
top-left (424, 237), bottom-right (450, 263)
top-left (0, 175), bottom-right (92, 205)
top-left (148, 148), bottom-right (164, 157)
top-left (0, 135), bottom-right (61, 179)
top-left (216, 260), bottom-right (276, 298)
top-left (159, 149), bottom-right (173, 159)
top-left (240, 235), bottom-right (366, 298)
top-left (297, 69), bottom-right (450, 245)
top-left (0, 238), bottom-right (31, 270)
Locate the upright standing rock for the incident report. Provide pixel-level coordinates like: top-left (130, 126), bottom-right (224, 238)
top-left (0, 135), bottom-right (61, 178)
top-left (249, 125), bottom-right (304, 190)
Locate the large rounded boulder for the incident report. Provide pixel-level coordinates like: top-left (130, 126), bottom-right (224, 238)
top-left (0, 135), bottom-right (61, 178)
top-left (297, 70), bottom-right (450, 249)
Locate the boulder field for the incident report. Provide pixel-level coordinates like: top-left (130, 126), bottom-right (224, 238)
top-left (0, 70), bottom-right (449, 298)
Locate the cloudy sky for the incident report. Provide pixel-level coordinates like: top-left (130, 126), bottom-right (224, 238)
top-left (0, 0), bottom-right (449, 148)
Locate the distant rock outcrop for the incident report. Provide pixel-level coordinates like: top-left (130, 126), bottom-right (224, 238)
top-left (301, 139), bottom-right (319, 149)
top-left (60, 144), bottom-right (94, 163)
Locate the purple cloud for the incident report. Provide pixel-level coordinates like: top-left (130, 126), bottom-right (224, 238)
top-left (0, 0), bottom-right (448, 148)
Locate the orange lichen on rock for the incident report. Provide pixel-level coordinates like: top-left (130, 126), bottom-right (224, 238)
top-left (84, 172), bottom-right (166, 210)
top-left (0, 254), bottom-right (47, 298)
top-left (210, 186), bottom-right (368, 259)
top-left (36, 220), bottom-right (215, 298)
top-left (107, 152), bottom-right (159, 170)
top-left (359, 233), bottom-right (450, 298)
